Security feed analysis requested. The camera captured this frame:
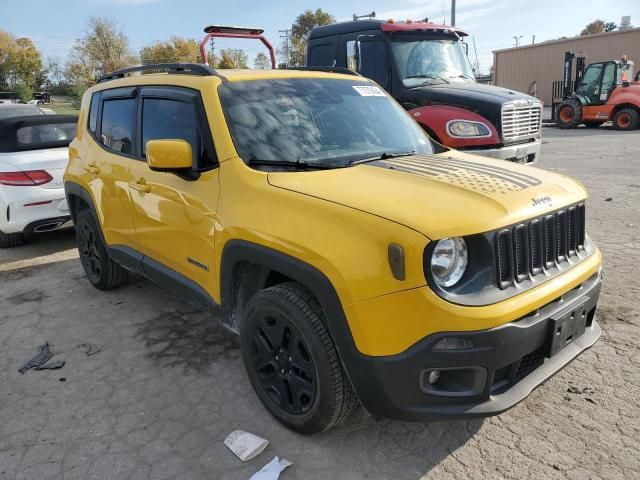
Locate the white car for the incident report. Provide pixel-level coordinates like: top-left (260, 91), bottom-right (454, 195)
top-left (0, 114), bottom-right (77, 247)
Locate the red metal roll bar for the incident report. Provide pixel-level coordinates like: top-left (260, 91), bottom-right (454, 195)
top-left (199, 25), bottom-right (276, 68)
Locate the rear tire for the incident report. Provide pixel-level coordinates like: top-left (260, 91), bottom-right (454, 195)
top-left (556, 98), bottom-right (582, 128)
top-left (75, 210), bottom-right (128, 290)
top-left (0, 231), bottom-right (24, 248)
top-left (612, 108), bottom-right (639, 131)
top-left (240, 282), bottom-right (358, 434)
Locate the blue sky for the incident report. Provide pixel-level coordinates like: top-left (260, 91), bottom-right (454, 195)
top-left (2, 0), bottom-right (639, 73)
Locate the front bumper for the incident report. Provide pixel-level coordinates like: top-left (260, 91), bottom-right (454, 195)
top-left (465, 139), bottom-right (541, 164)
top-left (349, 271), bottom-right (601, 421)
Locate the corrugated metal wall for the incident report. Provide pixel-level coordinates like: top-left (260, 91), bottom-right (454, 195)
top-left (493, 28), bottom-right (640, 105)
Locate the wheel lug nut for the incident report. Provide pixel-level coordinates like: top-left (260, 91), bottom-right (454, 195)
top-left (275, 355), bottom-right (279, 360)
top-left (288, 357), bottom-right (292, 361)
top-left (280, 369), bottom-right (285, 374)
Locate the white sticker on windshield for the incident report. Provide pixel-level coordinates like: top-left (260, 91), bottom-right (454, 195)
top-left (352, 85), bottom-right (386, 97)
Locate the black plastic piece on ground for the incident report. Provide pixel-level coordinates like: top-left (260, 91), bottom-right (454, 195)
top-left (34, 360), bottom-right (66, 370)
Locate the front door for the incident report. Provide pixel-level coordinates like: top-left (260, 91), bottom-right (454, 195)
top-left (127, 87), bottom-right (220, 295)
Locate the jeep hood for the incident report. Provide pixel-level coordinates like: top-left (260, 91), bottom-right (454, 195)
top-left (267, 152), bottom-right (587, 239)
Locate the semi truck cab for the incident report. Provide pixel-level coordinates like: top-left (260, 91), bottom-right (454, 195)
top-left (307, 19), bottom-right (542, 164)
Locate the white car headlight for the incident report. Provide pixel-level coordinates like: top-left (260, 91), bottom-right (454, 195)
top-left (430, 237), bottom-right (468, 287)
top-left (446, 120), bottom-right (490, 138)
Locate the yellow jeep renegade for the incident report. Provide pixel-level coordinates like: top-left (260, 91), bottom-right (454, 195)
top-left (64, 63), bottom-right (602, 434)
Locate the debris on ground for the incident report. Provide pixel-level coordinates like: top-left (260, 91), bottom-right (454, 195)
top-left (605, 197), bottom-right (613, 201)
top-left (18, 342), bottom-right (53, 373)
top-left (79, 342), bottom-right (103, 356)
top-left (18, 342), bottom-right (66, 373)
top-left (224, 430), bottom-right (269, 462)
top-left (249, 457), bottom-right (293, 480)
top-left (34, 360), bottom-right (66, 370)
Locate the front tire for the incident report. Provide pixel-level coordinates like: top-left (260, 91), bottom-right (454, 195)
top-left (556, 98), bottom-right (582, 128)
top-left (0, 231), bottom-right (24, 248)
top-left (75, 210), bottom-right (128, 290)
top-left (240, 282), bottom-right (358, 434)
top-left (612, 108), bottom-right (639, 131)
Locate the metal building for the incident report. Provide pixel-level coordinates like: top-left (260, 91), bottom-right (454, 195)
top-left (493, 25), bottom-right (640, 106)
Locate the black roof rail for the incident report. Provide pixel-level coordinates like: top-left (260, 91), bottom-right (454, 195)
top-left (285, 66), bottom-right (361, 77)
top-left (97, 63), bottom-right (224, 83)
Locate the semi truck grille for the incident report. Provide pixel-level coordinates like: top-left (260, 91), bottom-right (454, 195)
top-left (495, 204), bottom-right (586, 288)
top-left (501, 101), bottom-right (542, 142)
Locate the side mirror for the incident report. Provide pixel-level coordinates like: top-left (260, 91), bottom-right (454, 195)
top-left (146, 139), bottom-right (192, 171)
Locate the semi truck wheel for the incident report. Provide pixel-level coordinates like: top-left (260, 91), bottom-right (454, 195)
top-left (556, 98), bottom-right (582, 128)
top-left (240, 282), bottom-right (358, 434)
top-left (612, 108), bottom-right (639, 131)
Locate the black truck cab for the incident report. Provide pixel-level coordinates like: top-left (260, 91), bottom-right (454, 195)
top-left (307, 19), bottom-right (542, 164)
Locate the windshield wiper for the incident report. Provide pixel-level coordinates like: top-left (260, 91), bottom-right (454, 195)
top-left (405, 74), bottom-right (449, 84)
top-left (452, 73), bottom-right (476, 82)
top-left (348, 151), bottom-right (416, 166)
top-left (246, 158), bottom-right (339, 170)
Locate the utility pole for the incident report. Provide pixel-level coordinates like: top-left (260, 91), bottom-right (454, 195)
top-left (279, 29), bottom-right (291, 68)
top-left (209, 37), bottom-right (215, 67)
top-left (451, 0), bottom-right (456, 26)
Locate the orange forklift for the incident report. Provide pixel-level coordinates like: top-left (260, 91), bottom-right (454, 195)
top-left (556, 53), bottom-right (640, 130)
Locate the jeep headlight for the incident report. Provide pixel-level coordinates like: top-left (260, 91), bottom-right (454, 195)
top-left (430, 237), bottom-right (468, 287)
top-left (447, 120), bottom-right (490, 138)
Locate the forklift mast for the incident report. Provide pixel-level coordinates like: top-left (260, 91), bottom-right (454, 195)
top-left (562, 51), bottom-right (587, 98)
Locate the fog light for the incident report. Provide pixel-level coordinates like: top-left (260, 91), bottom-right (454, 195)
top-left (427, 370), bottom-right (441, 384)
top-left (433, 337), bottom-right (474, 351)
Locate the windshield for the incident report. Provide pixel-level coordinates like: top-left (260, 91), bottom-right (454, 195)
top-left (219, 78), bottom-right (433, 167)
top-left (392, 38), bottom-right (475, 87)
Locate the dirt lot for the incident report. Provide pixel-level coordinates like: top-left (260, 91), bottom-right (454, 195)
top-left (1, 127), bottom-right (639, 480)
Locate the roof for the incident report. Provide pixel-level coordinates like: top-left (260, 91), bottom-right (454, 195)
top-left (0, 115), bottom-right (77, 152)
top-left (309, 19), bottom-right (468, 39)
top-left (494, 26), bottom-right (640, 54)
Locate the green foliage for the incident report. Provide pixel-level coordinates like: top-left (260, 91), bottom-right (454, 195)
top-left (288, 9), bottom-right (335, 66)
top-left (12, 83), bottom-right (33, 102)
top-left (0, 30), bottom-right (43, 89)
top-left (71, 83), bottom-right (87, 109)
top-left (140, 37), bottom-right (200, 64)
top-left (217, 48), bottom-right (248, 69)
top-left (66, 17), bottom-right (135, 86)
top-left (254, 52), bottom-right (271, 69)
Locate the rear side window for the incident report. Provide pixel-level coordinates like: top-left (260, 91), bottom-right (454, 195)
top-left (141, 98), bottom-right (198, 156)
top-left (100, 98), bottom-right (135, 154)
top-left (16, 123), bottom-right (76, 147)
top-left (308, 43), bottom-right (335, 66)
top-left (88, 93), bottom-right (100, 134)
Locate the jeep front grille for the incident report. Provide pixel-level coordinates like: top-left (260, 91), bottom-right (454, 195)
top-left (495, 204), bottom-right (586, 288)
top-left (501, 101), bottom-right (542, 143)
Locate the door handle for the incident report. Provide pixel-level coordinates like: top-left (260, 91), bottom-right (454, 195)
top-left (130, 179), bottom-right (150, 193)
top-left (84, 163), bottom-right (100, 174)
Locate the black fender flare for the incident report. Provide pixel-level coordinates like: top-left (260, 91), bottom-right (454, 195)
top-left (220, 239), bottom-right (376, 403)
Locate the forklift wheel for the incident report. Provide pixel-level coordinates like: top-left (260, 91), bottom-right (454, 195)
top-left (612, 108), bottom-right (639, 131)
top-left (556, 99), bottom-right (582, 129)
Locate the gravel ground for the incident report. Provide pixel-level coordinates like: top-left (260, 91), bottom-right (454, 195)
top-left (1, 127), bottom-right (639, 480)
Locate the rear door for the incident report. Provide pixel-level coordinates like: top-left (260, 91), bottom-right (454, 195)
top-left (84, 87), bottom-right (139, 247)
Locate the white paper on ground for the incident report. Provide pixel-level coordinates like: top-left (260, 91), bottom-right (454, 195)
top-left (224, 430), bottom-right (269, 462)
top-left (249, 456), bottom-right (293, 480)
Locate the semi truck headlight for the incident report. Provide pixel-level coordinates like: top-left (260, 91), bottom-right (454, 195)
top-left (447, 120), bottom-right (490, 137)
top-left (430, 237), bottom-right (468, 287)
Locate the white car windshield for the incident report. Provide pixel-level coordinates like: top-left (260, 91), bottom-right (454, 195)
top-left (219, 78), bottom-right (434, 168)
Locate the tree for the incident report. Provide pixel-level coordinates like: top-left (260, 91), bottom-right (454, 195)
top-left (254, 52), bottom-right (271, 69)
top-left (66, 17), bottom-right (135, 86)
top-left (0, 30), bottom-right (43, 90)
top-left (288, 9), bottom-right (335, 66)
top-left (140, 37), bottom-right (200, 64)
top-left (580, 19), bottom-right (617, 36)
top-left (216, 48), bottom-right (248, 69)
